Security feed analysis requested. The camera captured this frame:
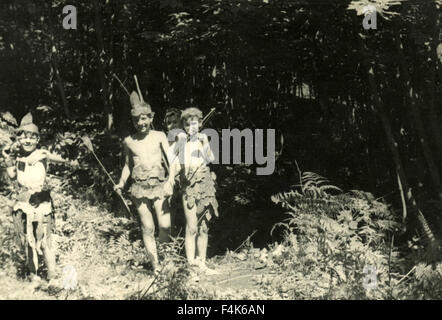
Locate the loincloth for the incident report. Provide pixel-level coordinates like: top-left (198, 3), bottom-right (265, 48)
top-left (129, 164), bottom-right (168, 200)
top-left (11, 188), bottom-right (54, 255)
top-left (181, 166), bottom-right (219, 218)
top-left (12, 188), bottom-right (53, 218)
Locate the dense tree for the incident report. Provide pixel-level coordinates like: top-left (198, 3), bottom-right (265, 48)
top-left (0, 0), bottom-right (441, 242)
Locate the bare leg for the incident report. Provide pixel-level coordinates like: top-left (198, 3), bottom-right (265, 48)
top-left (153, 198), bottom-right (171, 243)
top-left (183, 198), bottom-right (198, 265)
top-left (27, 244), bottom-right (37, 275)
top-left (42, 219), bottom-right (56, 280)
top-left (196, 218), bottom-right (209, 265)
top-left (134, 199), bottom-right (159, 271)
top-left (195, 211), bottom-right (218, 275)
top-left (27, 222), bottom-right (39, 277)
top-left (43, 238), bottom-right (56, 279)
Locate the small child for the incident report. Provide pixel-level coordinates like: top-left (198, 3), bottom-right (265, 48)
top-left (114, 92), bottom-right (174, 272)
top-left (177, 107), bottom-right (219, 274)
top-left (3, 113), bottom-right (77, 281)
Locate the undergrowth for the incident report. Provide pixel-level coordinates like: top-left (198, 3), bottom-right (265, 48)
top-left (270, 172), bottom-right (442, 299)
top-left (0, 176), bottom-right (212, 300)
top-left (1, 109), bottom-right (441, 299)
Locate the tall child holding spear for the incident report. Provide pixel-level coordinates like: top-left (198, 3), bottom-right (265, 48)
top-left (113, 80), bottom-right (174, 272)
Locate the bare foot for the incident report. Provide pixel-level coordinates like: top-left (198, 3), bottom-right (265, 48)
top-left (29, 273), bottom-right (42, 285)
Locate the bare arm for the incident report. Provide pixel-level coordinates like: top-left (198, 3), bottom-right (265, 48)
top-left (161, 134), bottom-right (175, 176)
top-left (6, 165), bottom-right (16, 179)
top-left (117, 142), bottom-right (131, 187)
top-left (45, 151), bottom-right (75, 164)
top-left (160, 133), bottom-right (175, 195)
top-left (200, 134), bottom-right (215, 163)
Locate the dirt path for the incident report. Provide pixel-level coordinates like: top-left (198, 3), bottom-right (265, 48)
top-left (186, 256), bottom-right (278, 299)
top-left (0, 192), bottom-right (282, 300)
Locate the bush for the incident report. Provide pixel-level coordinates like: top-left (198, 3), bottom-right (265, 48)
top-left (269, 171), bottom-right (442, 299)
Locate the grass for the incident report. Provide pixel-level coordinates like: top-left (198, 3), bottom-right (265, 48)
top-left (1, 174), bottom-right (441, 300)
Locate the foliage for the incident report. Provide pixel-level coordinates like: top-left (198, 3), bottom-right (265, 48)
top-left (0, 0), bottom-right (442, 300)
top-left (0, 175), bottom-right (213, 299)
top-left (270, 171), bottom-right (441, 299)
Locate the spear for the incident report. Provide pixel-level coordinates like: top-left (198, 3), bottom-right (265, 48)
top-left (81, 135), bottom-right (134, 218)
top-left (112, 74), bottom-right (130, 97)
top-left (201, 108), bottom-right (216, 128)
top-left (134, 75), bottom-right (144, 102)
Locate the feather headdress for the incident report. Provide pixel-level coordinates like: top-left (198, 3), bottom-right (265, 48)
top-left (130, 91), bottom-right (153, 117)
top-left (130, 76), bottom-right (153, 117)
top-left (17, 112), bottom-right (39, 135)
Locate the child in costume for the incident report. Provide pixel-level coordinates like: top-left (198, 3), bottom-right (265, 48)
top-left (3, 113), bottom-right (77, 281)
top-left (163, 108), bottom-right (184, 236)
top-left (114, 92), bottom-right (174, 272)
top-left (178, 107), bottom-right (219, 274)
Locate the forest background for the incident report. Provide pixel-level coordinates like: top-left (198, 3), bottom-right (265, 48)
top-left (0, 0), bottom-right (441, 299)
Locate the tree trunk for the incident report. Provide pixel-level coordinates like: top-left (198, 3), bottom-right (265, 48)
top-left (47, 2), bottom-right (71, 119)
top-left (368, 65), bottom-right (436, 245)
top-left (426, 3), bottom-right (442, 171)
top-left (50, 57), bottom-right (70, 119)
top-left (358, 36), bottom-right (436, 245)
top-left (395, 31), bottom-right (442, 200)
top-left (92, 0), bottom-right (112, 132)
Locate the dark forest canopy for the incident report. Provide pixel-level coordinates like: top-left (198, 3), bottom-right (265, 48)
top-left (0, 0), bottom-right (441, 241)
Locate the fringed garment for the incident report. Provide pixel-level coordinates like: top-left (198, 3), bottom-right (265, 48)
top-left (11, 156), bottom-right (54, 257)
top-left (129, 164), bottom-right (168, 200)
top-left (181, 165), bottom-right (219, 220)
top-left (8, 151), bottom-right (55, 276)
top-left (11, 187), bottom-right (54, 274)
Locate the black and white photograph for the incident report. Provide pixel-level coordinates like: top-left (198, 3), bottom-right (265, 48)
top-left (0, 0), bottom-right (441, 301)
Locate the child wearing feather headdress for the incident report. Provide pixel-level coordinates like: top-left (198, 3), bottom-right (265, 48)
top-left (114, 91), bottom-right (174, 272)
top-left (177, 107), bottom-right (219, 274)
top-left (3, 113), bottom-right (78, 281)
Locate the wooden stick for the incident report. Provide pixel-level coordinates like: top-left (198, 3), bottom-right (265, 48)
top-left (140, 263), bottom-right (167, 299)
top-left (217, 274), bottom-right (254, 284)
top-left (397, 266), bottom-right (416, 284)
top-left (201, 108), bottom-right (216, 128)
top-left (82, 136), bottom-right (134, 218)
top-left (112, 74), bottom-right (130, 97)
top-left (234, 230), bottom-right (257, 252)
top-left (397, 171), bottom-right (407, 224)
top-left (90, 150), bottom-right (133, 217)
top-left (295, 160), bottom-right (303, 192)
top-left (134, 75), bottom-right (144, 102)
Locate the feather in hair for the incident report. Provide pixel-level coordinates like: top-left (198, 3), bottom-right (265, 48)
top-left (130, 91), bottom-right (141, 107)
top-left (20, 112), bottom-right (33, 126)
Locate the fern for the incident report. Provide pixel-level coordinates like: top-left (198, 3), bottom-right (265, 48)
top-left (300, 172), bottom-right (342, 198)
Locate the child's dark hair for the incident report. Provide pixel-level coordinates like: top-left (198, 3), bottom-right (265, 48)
top-left (163, 108), bottom-right (181, 126)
